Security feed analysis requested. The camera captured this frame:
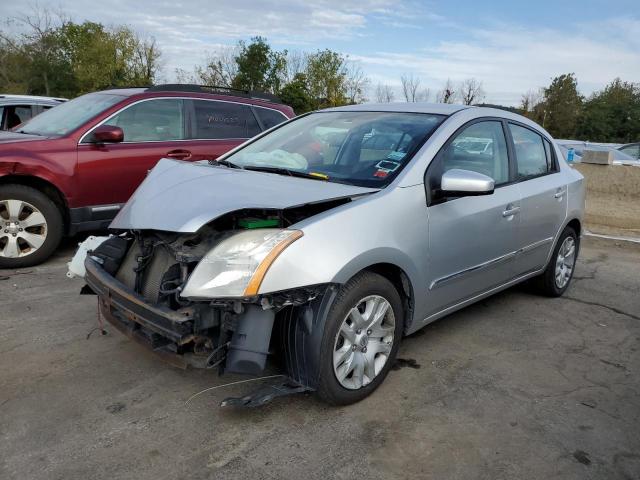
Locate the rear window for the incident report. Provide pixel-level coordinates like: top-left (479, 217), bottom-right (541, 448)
top-left (509, 123), bottom-right (550, 180)
top-left (254, 107), bottom-right (288, 130)
top-left (192, 100), bottom-right (261, 139)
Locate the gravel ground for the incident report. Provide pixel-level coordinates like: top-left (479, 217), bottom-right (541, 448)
top-left (1, 235), bottom-right (639, 480)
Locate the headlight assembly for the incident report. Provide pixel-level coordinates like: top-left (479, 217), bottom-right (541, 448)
top-left (181, 229), bottom-right (303, 298)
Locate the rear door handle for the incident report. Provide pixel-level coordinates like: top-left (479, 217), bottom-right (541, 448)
top-left (502, 206), bottom-right (520, 217)
top-left (166, 149), bottom-right (192, 160)
top-left (554, 188), bottom-right (566, 199)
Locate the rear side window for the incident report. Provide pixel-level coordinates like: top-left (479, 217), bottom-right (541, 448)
top-left (254, 107), bottom-right (288, 130)
top-left (509, 124), bottom-right (549, 180)
top-left (437, 120), bottom-right (510, 185)
top-left (193, 100), bottom-right (260, 139)
top-left (109, 99), bottom-right (185, 142)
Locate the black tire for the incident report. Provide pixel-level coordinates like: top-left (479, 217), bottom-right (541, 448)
top-left (0, 184), bottom-right (64, 269)
top-left (532, 226), bottom-right (579, 297)
top-left (315, 271), bottom-right (404, 405)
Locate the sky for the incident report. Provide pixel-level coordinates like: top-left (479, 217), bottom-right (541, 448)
top-left (1, 0), bottom-right (639, 105)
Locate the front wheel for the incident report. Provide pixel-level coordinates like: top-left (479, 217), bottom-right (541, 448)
top-left (315, 271), bottom-right (404, 405)
top-left (0, 185), bottom-right (63, 268)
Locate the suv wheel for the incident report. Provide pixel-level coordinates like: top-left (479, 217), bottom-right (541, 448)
top-left (315, 271), bottom-right (404, 405)
top-left (0, 185), bottom-right (63, 268)
top-left (532, 226), bottom-right (578, 297)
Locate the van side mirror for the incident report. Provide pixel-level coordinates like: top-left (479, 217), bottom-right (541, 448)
top-left (441, 169), bottom-right (495, 196)
top-left (92, 125), bottom-right (124, 143)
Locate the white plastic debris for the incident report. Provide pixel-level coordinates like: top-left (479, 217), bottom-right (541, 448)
top-left (66, 235), bottom-right (111, 279)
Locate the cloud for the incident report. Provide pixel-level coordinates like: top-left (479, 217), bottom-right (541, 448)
top-left (352, 18), bottom-right (640, 105)
top-left (1, 1), bottom-right (637, 105)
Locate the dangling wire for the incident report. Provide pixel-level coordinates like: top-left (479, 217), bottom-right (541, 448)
top-left (86, 297), bottom-right (108, 339)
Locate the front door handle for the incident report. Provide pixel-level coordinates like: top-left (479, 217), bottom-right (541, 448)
top-left (166, 149), bottom-right (192, 160)
top-left (502, 206), bottom-right (520, 217)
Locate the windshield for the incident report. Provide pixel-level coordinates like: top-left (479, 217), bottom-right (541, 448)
top-left (15, 92), bottom-right (125, 137)
top-left (225, 111), bottom-right (446, 187)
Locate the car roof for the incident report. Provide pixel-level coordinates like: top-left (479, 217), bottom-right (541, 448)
top-left (99, 85), bottom-right (286, 108)
top-left (324, 102), bottom-right (470, 115)
top-left (0, 94), bottom-right (66, 104)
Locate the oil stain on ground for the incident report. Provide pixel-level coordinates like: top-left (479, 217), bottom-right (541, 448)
top-left (392, 358), bottom-right (421, 370)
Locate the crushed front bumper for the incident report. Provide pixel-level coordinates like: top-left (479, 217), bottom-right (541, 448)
top-left (84, 256), bottom-right (206, 369)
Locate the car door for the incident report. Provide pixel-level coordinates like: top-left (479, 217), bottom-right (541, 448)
top-left (184, 99), bottom-right (262, 162)
top-left (424, 119), bottom-right (521, 316)
top-left (508, 123), bottom-right (567, 275)
top-left (77, 98), bottom-right (188, 207)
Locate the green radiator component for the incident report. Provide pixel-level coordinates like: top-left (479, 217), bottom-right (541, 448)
top-left (238, 217), bottom-right (280, 229)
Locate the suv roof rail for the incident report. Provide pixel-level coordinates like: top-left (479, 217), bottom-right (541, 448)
top-left (146, 84), bottom-right (283, 104)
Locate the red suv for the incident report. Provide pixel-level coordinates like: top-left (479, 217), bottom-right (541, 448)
top-left (0, 85), bottom-right (294, 267)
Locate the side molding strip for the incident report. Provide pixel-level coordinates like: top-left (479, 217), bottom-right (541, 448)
top-left (429, 237), bottom-right (553, 290)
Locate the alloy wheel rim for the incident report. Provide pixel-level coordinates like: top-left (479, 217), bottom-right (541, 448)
top-left (554, 236), bottom-right (576, 289)
top-left (333, 295), bottom-right (395, 390)
top-left (0, 199), bottom-right (48, 258)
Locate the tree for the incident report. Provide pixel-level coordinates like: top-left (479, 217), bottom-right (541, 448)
top-left (436, 78), bottom-right (456, 103)
top-left (0, 7), bottom-right (162, 97)
top-left (538, 73), bottom-right (582, 138)
top-left (305, 49), bottom-right (348, 108)
top-left (231, 36), bottom-right (286, 93)
top-left (400, 73), bottom-right (421, 102)
top-left (520, 88), bottom-right (543, 115)
top-left (194, 45), bottom-right (239, 87)
top-left (459, 78), bottom-right (485, 105)
top-left (375, 83), bottom-right (394, 103)
top-left (344, 61), bottom-right (368, 104)
top-left (279, 72), bottom-right (314, 114)
top-left (577, 78), bottom-right (640, 143)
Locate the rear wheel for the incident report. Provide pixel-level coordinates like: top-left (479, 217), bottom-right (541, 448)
top-left (315, 271), bottom-right (404, 405)
top-left (0, 185), bottom-right (63, 268)
top-left (532, 226), bottom-right (578, 297)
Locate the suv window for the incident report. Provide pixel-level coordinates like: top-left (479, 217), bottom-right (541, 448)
top-left (108, 99), bottom-right (185, 142)
top-left (254, 107), bottom-right (287, 130)
top-left (193, 100), bottom-right (260, 139)
top-left (6, 105), bottom-right (34, 129)
top-left (509, 123), bottom-right (550, 179)
top-left (435, 120), bottom-right (510, 186)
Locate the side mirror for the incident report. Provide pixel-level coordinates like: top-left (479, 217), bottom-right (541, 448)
top-left (441, 169), bottom-right (495, 196)
top-left (92, 124), bottom-right (124, 143)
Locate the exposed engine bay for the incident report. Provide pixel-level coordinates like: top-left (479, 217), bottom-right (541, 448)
top-left (82, 204), bottom-right (345, 380)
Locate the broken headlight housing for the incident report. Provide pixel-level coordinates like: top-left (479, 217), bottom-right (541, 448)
top-left (181, 229), bottom-right (303, 298)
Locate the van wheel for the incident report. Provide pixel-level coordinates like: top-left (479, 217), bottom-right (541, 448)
top-left (315, 271), bottom-right (404, 405)
top-left (0, 185), bottom-right (63, 268)
top-left (532, 226), bottom-right (578, 297)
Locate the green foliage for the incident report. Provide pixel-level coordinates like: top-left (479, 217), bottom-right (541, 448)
top-left (305, 49), bottom-right (348, 108)
top-left (577, 79), bottom-right (640, 143)
top-left (537, 73), bottom-right (583, 138)
top-left (231, 36), bottom-right (286, 94)
top-left (279, 73), bottom-right (314, 114)
top-left (0, 15), bottom-right (161, 97)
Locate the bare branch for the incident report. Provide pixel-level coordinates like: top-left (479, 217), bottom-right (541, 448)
top-left (400, 73), bottom-right (421, 102)
top-left (375, 82), bottom-right (395, 103)
top-left (459, 78), bottom-right (485, 105)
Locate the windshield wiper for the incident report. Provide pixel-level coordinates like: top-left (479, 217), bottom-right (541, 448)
top-left (243, 165), bottom-right (329, 181)
top-left (208, 158), bottom-right (243, 169)
top-left (14, 129), bottom-right (41, 136)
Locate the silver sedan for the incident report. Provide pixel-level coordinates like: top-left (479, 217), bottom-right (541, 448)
top-left (79, 103), bottom-right (585, 405)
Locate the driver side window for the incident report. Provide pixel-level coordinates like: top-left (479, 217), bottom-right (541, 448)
top-left (442, 121), bottom-right (509, 184)
top-left (427, 120), bottom-right (510, 199)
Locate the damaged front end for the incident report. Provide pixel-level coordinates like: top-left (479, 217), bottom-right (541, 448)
top-left (82, 208), bottom-right (334, 385)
